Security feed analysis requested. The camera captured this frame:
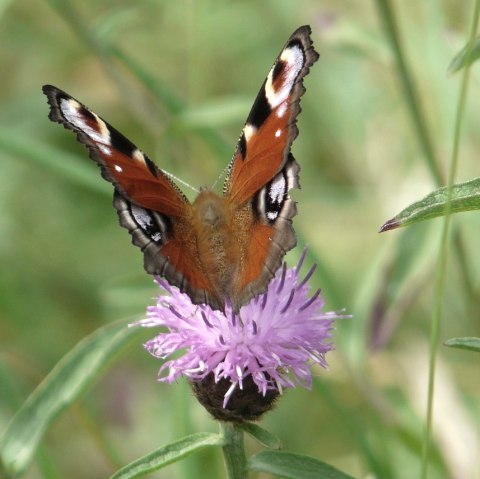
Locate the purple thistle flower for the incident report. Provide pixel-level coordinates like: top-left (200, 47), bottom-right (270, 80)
top-left (132, 249), bottom-right (348, 421)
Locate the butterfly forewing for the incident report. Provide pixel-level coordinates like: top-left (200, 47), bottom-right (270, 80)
top-left (43, 85), bottom-right (188, 217)
top-left (43, 25), bottom-right (319, 312)
top-left (225, 26), bottom-right (318, 204)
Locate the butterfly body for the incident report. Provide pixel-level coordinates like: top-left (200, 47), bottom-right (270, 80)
top-left (188, 190), bottom-right (241, 303)
top-left (43, 26), bottom-right (319, 312)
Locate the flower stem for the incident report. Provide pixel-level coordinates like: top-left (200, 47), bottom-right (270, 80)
top-left (219, 422), bottom-right (247, 479)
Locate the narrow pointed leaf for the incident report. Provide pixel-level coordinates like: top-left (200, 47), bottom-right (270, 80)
top-left (444, 337), bottom-right (480, 352)
top-left (448, 36), bottom-right (480, 73)
top-left (248, 451), bottom-right (355, 479)
top-left (0, 320), bottom-right (143, 477)
top-left (380, 177), bottom-right (480, 232)
top-left (110, 433), bottom-right (224, 479)
top-left (238, 423), bottom-right (281, 449)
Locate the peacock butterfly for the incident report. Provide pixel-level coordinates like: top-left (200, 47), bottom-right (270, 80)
top-left (43, 25), bottom-right (319, 312)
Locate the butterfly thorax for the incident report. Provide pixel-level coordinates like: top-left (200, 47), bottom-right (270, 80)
top-left (191, 190), bottom-right (240, 302)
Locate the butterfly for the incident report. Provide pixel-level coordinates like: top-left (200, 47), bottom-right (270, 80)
top-left (43, 25), bottom-right (319, 312)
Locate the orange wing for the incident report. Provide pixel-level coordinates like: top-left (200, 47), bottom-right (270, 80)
top-left (224, 26), bottom-right (319, 309)
top-left (43, 85), bottom-right (187, 217)
top-left (44, 85), bottom-right (222, 307)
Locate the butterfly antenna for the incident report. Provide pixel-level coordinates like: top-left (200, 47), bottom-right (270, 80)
top-left (211, 162), bottom-right (231, 190)
top-left (163, 170), bottom-right (200, 194)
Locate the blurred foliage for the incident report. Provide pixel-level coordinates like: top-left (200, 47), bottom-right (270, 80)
top-left (0, 1), bottom-right (479, 478)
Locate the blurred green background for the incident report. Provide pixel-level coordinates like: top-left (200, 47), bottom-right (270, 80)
top-left (1, 1), bottom-right (479, 478)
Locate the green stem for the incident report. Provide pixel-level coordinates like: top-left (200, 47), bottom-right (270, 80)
top-left (374, 0), bottom-right (472, 303)
top-left (374, 0), bottom-right (477, 299)
top-left (421, 2), bottom-right (480, 479)
top-left (220, 423), bottom-right (247, 479)
top-left (375, 0), bottom-right (478, 329)
top-left (374, 1), bottom-right (480, 476)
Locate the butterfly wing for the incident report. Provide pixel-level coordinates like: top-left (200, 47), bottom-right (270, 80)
top-left (224, 25), bottom-right (319, 309)
top-left (43, 85), bottom-right (220, 308)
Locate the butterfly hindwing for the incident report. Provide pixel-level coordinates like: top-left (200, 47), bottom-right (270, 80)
top-left (114, 192), bottom-right (220, 308)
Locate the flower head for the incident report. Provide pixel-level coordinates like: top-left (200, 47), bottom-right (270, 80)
top-left (133, 249), bottom-right (347, 421)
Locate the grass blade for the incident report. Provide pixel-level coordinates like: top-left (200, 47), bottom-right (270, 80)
top-left (0, 126), bottom-right (109, 195)
top-left (0, 320), bottom-right (142, 477)
top-left (110, 433), bottom-right (224, 479)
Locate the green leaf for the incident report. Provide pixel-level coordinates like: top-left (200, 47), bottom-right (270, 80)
top-left (444, 337), bottom-right (480, 352)
top-left (448, 36), bottom-right (480, 73)
top-left (238, 422), bottom-right (282, 449)
top-left (379, 177), bottom-right (480, 232)
top-left (248, 451), bottom-right (356, 479)
top-left (0, 320), bottom-right (143, 477)
top-left (109, 433), bottom-right (224, 479)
